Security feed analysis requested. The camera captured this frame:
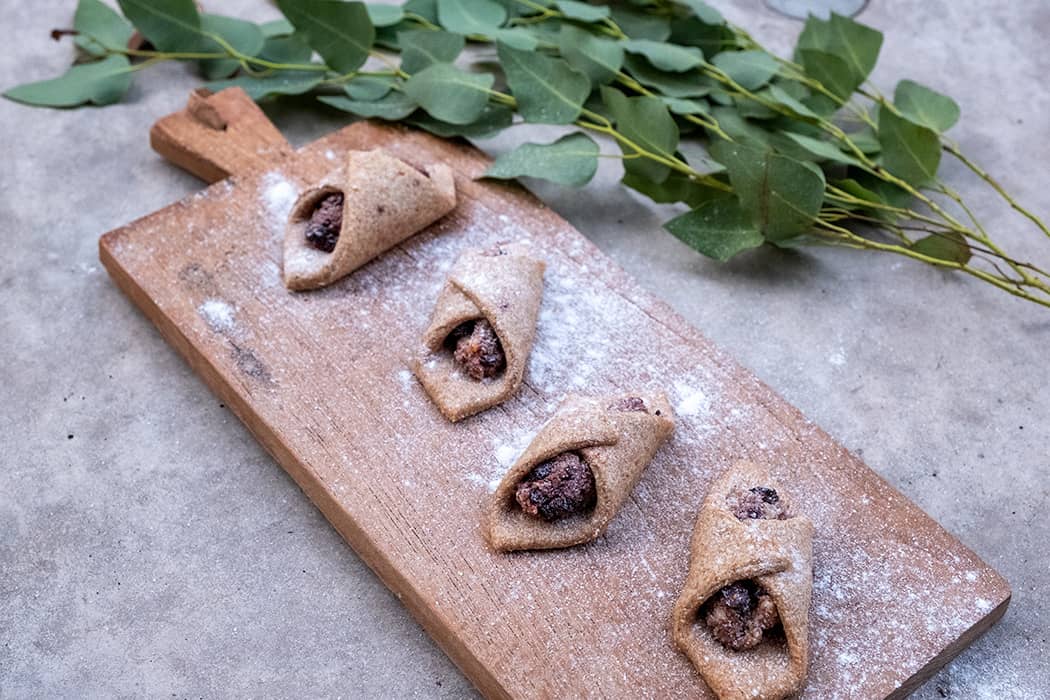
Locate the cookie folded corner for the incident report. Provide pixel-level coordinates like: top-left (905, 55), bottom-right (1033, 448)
top-left (283, 148), bottom-right (456, 291)
top-left (412, 242), bottom-right (545, 422)
top-left (672, 460), bottom-right (814, 700)
top-left (484, 393), bottom-right (675, 552)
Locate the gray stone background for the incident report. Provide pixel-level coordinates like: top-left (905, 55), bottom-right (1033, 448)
top-left (1, 0), bottom-right (1047, 697)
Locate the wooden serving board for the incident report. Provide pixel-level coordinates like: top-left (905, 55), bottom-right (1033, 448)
top-left (99, 89), bottom-right (1009, 699)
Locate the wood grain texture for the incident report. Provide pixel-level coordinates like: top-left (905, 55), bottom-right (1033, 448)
top-left (98, 119), bottom-right (1009, 699)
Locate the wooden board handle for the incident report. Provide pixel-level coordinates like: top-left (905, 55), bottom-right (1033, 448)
top-left (150, 87), bottom-right (294, 183)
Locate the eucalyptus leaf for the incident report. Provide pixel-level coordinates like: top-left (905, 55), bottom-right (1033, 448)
top-left (763, 84), bottom-right (818, 120)
top-left (399, 29), bottom-right (465, 74)
top-left (408, 103), bottom-right (513, 137)
top-left (622, 40), bottom-right (704, 72)
top-left (670, 18), bottom-right (735, 58)
top-left (610, 6), bottom-right (670, 41)
top-left (711, 50), bottom-right (779, 90)
top-left (319, 90), bottom-right (417, 119)
top-left (492, 27), bottom-right (540, 51)
top-left (484, 132), bottom-right (600, 186)
top-left (709, 140), bottom-right (825, 241)
top-left (260, 18), bottom-right (295, 37)
top-left (366, 3), bottom-right (404, 26)
top-left (345, 75), bottom-right (396, 100)
top-left (623, 171), bottom-right (724, 207)
top-left (663, 97), bottom-right (709, 115)
top-left (405, 0), bottom-right (439, 23)
top-left (797, 12), bottom-right (882, 87)
top-left (207, 71), bottom-right (323, 99)
top-left (498, 42), bottom-right (589, 124)
top-left (602, 86), bottom-right (680, 183)
top-left (259, 33), bottom-right (313, 64)
top-left (664, 197), bottom-right (764, 261)
top-left (878, 104), bottom-right (941, 186)
top-left (276, 0), bottom-right (374, 74)
top-left (117, 0), bottom-right (202, 52)
top-left (404, 62), bottom-right (494, 124)
top-left (894, 79), bottom-right (960, 132)
top-left (781, 131), bottom-right (862, 166)
top-left (3, 55), bottom-right (133, 107)
top-left (847, 126), bottom-right (882, 154)
top-left (797, 48), bottom-right (859, 103)
top-left (436, 0), bottom-right (506, 35)
top-left (555, 0), bottom-right (609, 22)
top-left (198, 15), bottom-right (265, 80)
top-left (910, 230), bottom-right (971, 264)
top-left (559, 25), bottom-right (623, 86)
top-left (623, 55), bottom-right (711, 98)
top-left (679, 0), bottom-right (726, 26)
top-left (74, 0), bottom-right (133, 57)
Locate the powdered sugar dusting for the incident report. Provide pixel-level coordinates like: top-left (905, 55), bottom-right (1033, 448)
top-left (259, 171), bottom-right (298, 238)
top-left (198, 299), bottom-right (235, 333)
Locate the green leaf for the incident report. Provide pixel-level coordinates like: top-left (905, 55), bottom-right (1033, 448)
top-left (797, 48), bottom-right (857, 104)
top-left (781, 131), bottom-right (862, 166)
top-left (74, 0), bottom-right (133, 57)
top-left (345, 75), bottom-right (396, 100)
top-left (399, 29), bottom-right (465, 74)
top-left (763, 84), bottom-right (818, 119)
top-left (709, 140), bottom-right (825, 241)
top-left (602, 87), bottom-right (680, 183)
top-left (559, 25), bottom-right (623, 86)
top-left (117, 0), bottom-right (202, 52)
top-left (878, 104), bottom-right (941, 186)
top-left (405, 0), bottom-right (439, 24)
top-left (622, 39), bottom-right (704, 72)
top-left (848, 126), bottom-right (882, 154)
top-left (679, 0), bottom-right (725, 25)
top-left (623, 171), bottom-right (725, 207)
top-left (207, 71), bottom-right (323, 100)
top-left (259, 33), bottom-right (313, 64)
top-left (670, 17), bottom-right (734, 58)
top-left (910, 230), bottom-right (971, 264)
top-left (319, 90), bottom-right (418, 119)
top-left (484, 132), bottom-right (600, 186)
top-left (894, 79), bottom-right (960, 133)
top-left (610, 6), bottom-right (670, 41)
top-left (403, 62), bottom-right (493, 124)
top-left (198, 15), bottom-right (265, 80)
top-left (276, 0), bottom-right (374, 74)
top-left (498, 42), bottom-right (589, 124)
top-left (366, 3), bottom-right (404, 26)
top-left (663, 96), bottom-right (709, 115)
top-left (260, 18), bottom-right (295, 37)
top-left (555, 0), bottom-right (609, 22)
top-left (623, 55), bottom-right (711, 98)
top-left (408, 103), bottom-right (513, 137)
top-left (4, 55), bottom-right (133, 107)
top-left (664, 197), bottom-right (764, 261)
top-left (436, 0), bottom-right (506, 34)
top-left (492, 27), bottom-right (539, 50)
top-left (711, 50), bottom-right (779, 90)
top-left (797, 12), bottom-right (882, 87)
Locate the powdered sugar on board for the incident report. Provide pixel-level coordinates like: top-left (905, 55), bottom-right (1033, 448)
top-left (102, 125), bottom-right (1010, 700)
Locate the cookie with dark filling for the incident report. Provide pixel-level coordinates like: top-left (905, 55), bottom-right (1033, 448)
top-left (672, 461), bottom-right (814, 700)
top-left (414, 244), bottom-right (545, 422)
top-left (485, 393), bottom-right (675, 551)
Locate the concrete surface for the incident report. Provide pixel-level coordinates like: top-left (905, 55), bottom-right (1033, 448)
top-left (1, 0), bottom-right (1047, 697)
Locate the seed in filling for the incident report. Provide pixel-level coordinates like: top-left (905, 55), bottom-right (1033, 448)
top-left (515, 452), bottom-right (597, 521)
top-left (609, 396), bottom-right (648, 413)
top-left (727, 485), bottom-right (788, 521)
top-left (304, 192), bottom-right (344, 252)
top-left (446, 319), bottom-right (506, 380)
top-left (702, 580), bottom-right (781, 651)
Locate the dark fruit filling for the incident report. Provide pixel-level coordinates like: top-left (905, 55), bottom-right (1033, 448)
top-left (445, 319), bottom-right (506, 380)
top-left (727, 485), bottom-right (788, 521)
top-left (609, 396), bottom-right (648, 412)
top-left (304, 192), bottom-right (344, 252)
top-left (702, 580), bottom-right (781, 651)
top-left (515, 452), bottom-right (597, 521)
